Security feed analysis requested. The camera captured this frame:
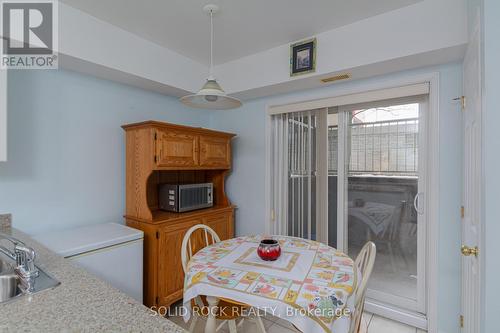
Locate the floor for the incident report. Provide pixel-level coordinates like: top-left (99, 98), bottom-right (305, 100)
top-left (348, 208), bottom-right (419, 301)
top-left (349, 234), bottom-right (418, 301)
top-left (167, 304), bottom-right (426, 333)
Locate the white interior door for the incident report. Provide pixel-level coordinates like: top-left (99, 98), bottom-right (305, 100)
top-left (461, 14), bottom-right (482, 333)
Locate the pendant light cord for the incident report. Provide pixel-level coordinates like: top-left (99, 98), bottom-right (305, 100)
top-left (209, 10), bottom-right (214, 78)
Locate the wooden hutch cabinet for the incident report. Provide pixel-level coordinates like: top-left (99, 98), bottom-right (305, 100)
top-left (122, 121), bottom-right (236, 307)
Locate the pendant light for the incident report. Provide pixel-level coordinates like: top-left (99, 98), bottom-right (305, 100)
top-left (180, 4), bottom-right (242, 110)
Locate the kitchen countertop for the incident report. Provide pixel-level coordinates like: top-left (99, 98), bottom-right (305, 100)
top-left (0, 225), bottom-right (186, 333)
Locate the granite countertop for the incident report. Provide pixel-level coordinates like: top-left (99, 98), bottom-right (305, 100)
top-left (0, 224), bottom-right (186, 333)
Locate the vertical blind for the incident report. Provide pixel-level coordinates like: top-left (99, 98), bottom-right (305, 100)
top-left (270, 110), bottom-right (318, 240)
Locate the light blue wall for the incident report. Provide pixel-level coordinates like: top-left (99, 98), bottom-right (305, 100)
top-left (482, 0), bottom-right (500, 332)
top-left (0, 69), bottom-right (209, 235)
top-left (210, 63), bottom-right (463, 332)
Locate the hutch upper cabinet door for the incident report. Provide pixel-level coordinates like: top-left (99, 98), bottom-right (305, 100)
top-left (199, 136), bottom-right (230, 168)
top-left (156, 130), bottom-right (198, 168)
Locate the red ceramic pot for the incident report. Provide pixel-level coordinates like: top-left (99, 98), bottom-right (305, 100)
top-left (257, 239), bottom-right (281, 261)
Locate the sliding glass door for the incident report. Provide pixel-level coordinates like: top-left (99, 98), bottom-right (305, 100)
top-left (331, 98), bottom-right (427, 313)
top-left (270, 94), bottom-right (428, 316)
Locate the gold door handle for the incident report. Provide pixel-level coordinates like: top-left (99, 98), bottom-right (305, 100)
top-left (461, 245), bottom-right (479, 257)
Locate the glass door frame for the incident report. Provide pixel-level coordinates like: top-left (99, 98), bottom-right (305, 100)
top-left (329, 95), bottom-right (429, 314)
top-left (266, 75), bottom-right (442, 330)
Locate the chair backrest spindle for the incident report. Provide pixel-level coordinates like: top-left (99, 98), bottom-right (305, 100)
top-left (188, 238), bottom-right (193, 260)
top-left (204, 229), bottom-right (209, 246)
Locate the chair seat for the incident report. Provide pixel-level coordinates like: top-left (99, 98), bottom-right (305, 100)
top-left (191, 296), bottom-right (250, 320)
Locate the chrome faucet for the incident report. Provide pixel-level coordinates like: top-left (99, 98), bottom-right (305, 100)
top-left (0, 233), bottom-right (39, 292)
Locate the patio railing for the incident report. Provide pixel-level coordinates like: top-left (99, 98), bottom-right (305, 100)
top-left (328, 118), bottom-right (419, 176)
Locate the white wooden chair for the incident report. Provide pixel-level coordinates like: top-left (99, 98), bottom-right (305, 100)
top-left (181, 224), bottom-right (266, 333)
top-left (349, 242), bottom-right (376, 333)
top-left (181, 224), bottom-right (221, 274)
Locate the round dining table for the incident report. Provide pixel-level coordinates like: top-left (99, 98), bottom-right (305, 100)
top-left (183, 235), bottom-right (359, 333)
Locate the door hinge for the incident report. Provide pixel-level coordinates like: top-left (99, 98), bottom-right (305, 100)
top-left (156, 231), bottom-right (160, 239)
top-left (461, 206), bottom-right (465, 218)
top-left (460, 315), bottom-right (464, 328)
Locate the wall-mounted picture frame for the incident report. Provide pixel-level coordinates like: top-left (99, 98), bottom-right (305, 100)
top-left (290, 38), bottom-right (316, 76)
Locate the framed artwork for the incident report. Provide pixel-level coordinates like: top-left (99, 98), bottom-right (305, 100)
top-left (290, 38), bottom-right (316, 76)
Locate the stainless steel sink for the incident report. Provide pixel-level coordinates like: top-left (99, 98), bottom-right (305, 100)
top-left (0, 234), bottom-right (60, 304)
top-left (0, 260), bottom-right (22, 303)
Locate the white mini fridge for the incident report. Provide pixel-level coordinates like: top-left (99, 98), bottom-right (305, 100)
top-left (35, 223), bottom-right (144, 302)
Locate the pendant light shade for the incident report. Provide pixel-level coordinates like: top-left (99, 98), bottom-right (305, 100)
top-left (180, 78), bottom-right (242, 110)
top-left (180, 4), bottom-right (242, 110)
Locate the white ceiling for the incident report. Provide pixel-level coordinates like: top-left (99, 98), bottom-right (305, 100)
top-left (61, 0), bottom-right (422, 65)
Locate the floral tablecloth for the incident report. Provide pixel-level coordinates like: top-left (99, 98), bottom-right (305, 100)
top-left (183, 235), bottom-right (358, 333)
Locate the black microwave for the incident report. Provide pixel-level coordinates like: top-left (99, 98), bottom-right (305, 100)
top-left (158, 183), bottom-right (213, 212)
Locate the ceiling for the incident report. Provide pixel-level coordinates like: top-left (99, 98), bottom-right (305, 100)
top-left (61, 0), bottom-right (422, 65)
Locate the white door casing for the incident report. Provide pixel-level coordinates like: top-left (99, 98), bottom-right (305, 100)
top-left (0, 69), bottom-right (6, 162)
top-left (266, 73), bottom-right (441, 331)
top-left (461, 15), bottom-right (482, 333)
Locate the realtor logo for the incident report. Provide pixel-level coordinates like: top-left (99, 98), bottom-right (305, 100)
top-left (1, 0), bottom-right (58, 69)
